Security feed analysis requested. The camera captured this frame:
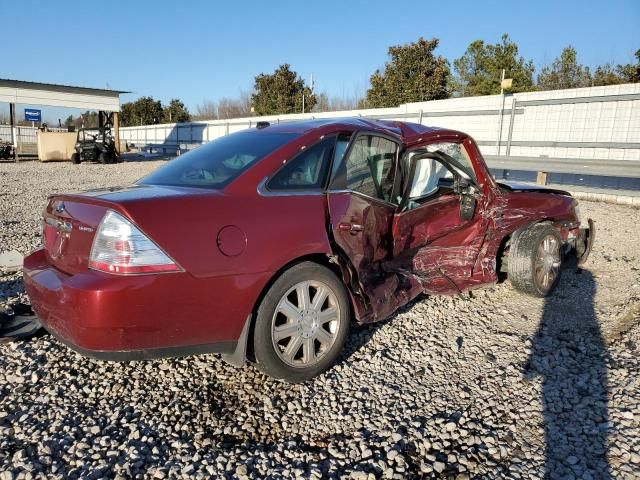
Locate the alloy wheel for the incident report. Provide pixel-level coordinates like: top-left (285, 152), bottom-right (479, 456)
top-left (271, 280), bottom-right (341, 368)
top-left (535, 234), bottom-right (561, 289)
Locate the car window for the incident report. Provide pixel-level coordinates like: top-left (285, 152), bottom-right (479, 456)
top-left (409, 157), bottom-right (453, 198)
top-left (329, 133), bottom-right (352, 179)
top-left (139, 130), bottom-right (300, 189)
top-left (345, 135), bottom-right (398, 203)
top-left (267, 136), bottom-right (335, 190)
top-left (424, 142), bottom-right (476, 181)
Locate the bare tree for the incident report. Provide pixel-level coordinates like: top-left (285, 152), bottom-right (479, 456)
top-left (194, 92), bottom-right (253, 121)
top-left (195, 100), bottom-right (218, 120)
top-left (313, 91), bottom-right (365, 113)
top-left (218, 91), bottom-right (253, 119)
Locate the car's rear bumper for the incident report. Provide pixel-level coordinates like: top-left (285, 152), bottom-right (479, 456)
top-left (46, 327), bottom-right (236, 361)
top-left (23, 248), bottom-right (270, 358)
top-left (577, 218), bottom-right (595, 265)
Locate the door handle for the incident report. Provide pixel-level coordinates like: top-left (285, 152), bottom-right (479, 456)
top-left (338, 222), bottom-right (364, 234)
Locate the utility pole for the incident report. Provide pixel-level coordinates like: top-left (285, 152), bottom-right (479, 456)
top-left (303, 73), bottom-right (314, 115)
top-left (497, 69), bottom-right (506, 155)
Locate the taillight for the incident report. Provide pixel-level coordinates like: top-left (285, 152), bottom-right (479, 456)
top-left (89, 210), bottom-right (181, 274)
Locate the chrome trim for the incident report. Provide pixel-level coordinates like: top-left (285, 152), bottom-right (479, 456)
top-left (45, 217), bottom-right (72, 232)
top-left (327, 189), bottom-right (398, 208)
top-left (257, 177), bottom-right (324, 197)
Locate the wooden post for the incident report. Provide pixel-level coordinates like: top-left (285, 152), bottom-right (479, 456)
top-left (536, 171), bottom-right (548, 185)
top-left (9, 102), bottom-right (17, 162)
top-left (113, 112), bottom-right (121, 156)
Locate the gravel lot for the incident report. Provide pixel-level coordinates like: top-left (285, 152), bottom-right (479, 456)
top-left (1, 160), bottom-right (639, 479)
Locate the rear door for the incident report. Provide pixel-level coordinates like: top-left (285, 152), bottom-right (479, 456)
top-left (326, 131), bottom-right (406, 320)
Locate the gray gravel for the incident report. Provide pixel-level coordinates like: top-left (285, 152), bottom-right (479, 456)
top-left (1, 160), bottom-right (639, 479)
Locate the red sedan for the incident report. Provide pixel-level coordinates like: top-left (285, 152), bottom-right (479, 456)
top-left (23, 119), bottom-right (593, 382)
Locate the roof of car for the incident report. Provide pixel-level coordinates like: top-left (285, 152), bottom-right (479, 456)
top-left (259, 117), bottom-right (464, 142)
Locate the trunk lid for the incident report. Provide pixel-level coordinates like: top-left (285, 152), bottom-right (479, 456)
top-left (42, 184), bottom-right (212, 275)
top-left (43, 198), bottom-right (108, 275)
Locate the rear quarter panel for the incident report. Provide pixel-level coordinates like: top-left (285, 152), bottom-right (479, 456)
top-left (120, 193), bottom-right (332, 279)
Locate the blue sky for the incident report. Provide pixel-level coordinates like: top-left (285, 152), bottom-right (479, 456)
top-left (2, 0), bottom-right (638, 122)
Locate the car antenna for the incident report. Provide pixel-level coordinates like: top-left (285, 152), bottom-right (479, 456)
top-left (256, 121), bottom-right (270, 130)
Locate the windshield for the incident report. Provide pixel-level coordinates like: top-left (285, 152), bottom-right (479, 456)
top-left (139, 130), bottom-right (300, 189)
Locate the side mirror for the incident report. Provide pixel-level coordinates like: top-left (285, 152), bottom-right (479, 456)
top-left (458, 181), bottom-right (479, 220)
top-left (459, 192), bottom-right (476, 220)
top-left (437, 177), bottom-right (454, 189)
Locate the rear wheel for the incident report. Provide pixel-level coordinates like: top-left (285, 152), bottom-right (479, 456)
top-left (508, 223), bottom-right (563, 297)
top-left (98, 152), bottom-right (108, 164)
top-left (253, 262), bottom-right (350, 382)
top-left (71, 153), bottom-right (80, 164)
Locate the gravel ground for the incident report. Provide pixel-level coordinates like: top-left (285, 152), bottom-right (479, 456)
top-left (1, 160), bottom-right (639, 479)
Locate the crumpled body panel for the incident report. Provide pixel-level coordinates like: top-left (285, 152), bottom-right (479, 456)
top-left (330, 188), bottom-right (580, 324)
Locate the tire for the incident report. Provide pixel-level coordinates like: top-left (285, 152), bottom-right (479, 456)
top-left (71, 153), bottom-right (80, 164)
top-left (253, 262), bottom-right (350, 382)
top-left (98, 152), bottom-right (108, 164)
top-left (508, 223), bottom-right (563, 297)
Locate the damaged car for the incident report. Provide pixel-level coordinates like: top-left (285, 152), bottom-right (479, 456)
top-left (23, 119), bottom-right (594, 382)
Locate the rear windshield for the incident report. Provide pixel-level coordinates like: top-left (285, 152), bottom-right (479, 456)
top-left (139, 130), bottom-right (300, 189)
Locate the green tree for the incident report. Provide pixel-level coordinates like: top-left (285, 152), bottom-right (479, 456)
top-left (163, 98), bottom-right (191, 123)
top-left (592, 64), bottom-right (625, 86)
top-left (120, 96), bottom-right (163, 126)
top-left (252, 64), bottom-right (316, 115)
top-left (120, 102), bottom-right (136, 127)
top-left (537, 46), bottom-right (592, 90)
top-left (592, 50), bottom-right (640, 86)
top-left (365, 37), bottom-right (450, 107)
top-left (453, 34), bottom-right (535, 96)
top-left (617, 49), bottom-right (640, 83)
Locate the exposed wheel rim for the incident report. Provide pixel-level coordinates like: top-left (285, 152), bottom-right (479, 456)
top-left (535, 234), bottom-right (561, 290)
top-left (271, 280), bottom-right (341, 368)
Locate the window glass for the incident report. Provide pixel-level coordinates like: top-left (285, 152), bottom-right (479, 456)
top-left (267, 136), bottom-right (335, 190)
top-left (330, 133), bottom-right (352, 179)
top-left (139, 130), bottom-right (299, 189)
top-left (334, 134), bottom-right (350, 165)
top-left (424, 142), bottom-right (476, 180)
top-left (345, 135), bottom-right (397, 202)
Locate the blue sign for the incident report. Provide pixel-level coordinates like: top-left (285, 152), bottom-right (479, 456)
top-left (24, 109), bottom-right (41, 122)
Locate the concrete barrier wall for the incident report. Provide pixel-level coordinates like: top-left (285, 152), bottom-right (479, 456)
top-left (118, 83), bottom-right (640, 164)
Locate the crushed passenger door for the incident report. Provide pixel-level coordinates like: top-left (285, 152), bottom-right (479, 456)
top-left (385, 147), bottom-right (490, 294)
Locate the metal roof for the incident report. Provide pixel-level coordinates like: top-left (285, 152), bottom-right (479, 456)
top-left (0, 78), bottom-right (128, 112)
top-left (0, 78), bottom-right (129, 95)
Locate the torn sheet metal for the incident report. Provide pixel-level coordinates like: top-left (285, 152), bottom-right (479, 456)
top-left (329, 185), bottom-right (583, 324)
